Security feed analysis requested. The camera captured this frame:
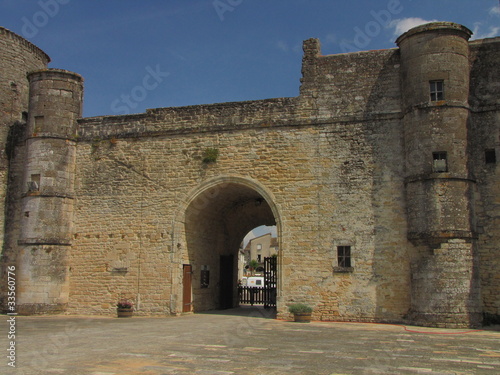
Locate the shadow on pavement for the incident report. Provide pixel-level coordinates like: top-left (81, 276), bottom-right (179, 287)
top-left (198, 305), bottom-right (277, 319)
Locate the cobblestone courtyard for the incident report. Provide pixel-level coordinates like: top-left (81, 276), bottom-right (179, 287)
top-left (1, 307), bottom-right (499, 375)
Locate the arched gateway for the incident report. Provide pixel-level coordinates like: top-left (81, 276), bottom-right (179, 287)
top-left (174, 176), bottom-right (281, 313)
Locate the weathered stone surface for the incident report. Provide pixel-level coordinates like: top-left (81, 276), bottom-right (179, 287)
top-left (0, 27), bottom-right (49, 282)
top-left (0, 22), bottom-right (498, 328)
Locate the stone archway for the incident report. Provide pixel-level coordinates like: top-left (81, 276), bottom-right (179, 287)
top-left (177, 176), bottom-right (281, 313)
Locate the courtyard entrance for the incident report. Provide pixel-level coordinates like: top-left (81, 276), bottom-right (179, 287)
top-left (183, 177), bottom-right (280, 313)
top-left (238, 256), bottom-right (277, 307)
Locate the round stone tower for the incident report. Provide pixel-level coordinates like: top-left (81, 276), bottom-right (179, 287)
top-left (0, 27), bottom-right (49, 248)
top-left (397, 22), bottom-right (481, 327)
top-left (17, 69), bottom-right (83, 314)
top-left (0, 27), bottom-right (50, 136)
top-left (0, 27), bottom-right (50, 313)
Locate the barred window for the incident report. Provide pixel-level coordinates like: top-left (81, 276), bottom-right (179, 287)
top-left (337, 246), bottom-right (351, 268)
top-left (430, 80), bottom-right (444, 101)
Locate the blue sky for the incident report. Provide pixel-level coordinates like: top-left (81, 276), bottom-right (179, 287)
top-left (1, 0), bottom-right (499, 119)
top-left (1, 1), bottom-right (498, 244)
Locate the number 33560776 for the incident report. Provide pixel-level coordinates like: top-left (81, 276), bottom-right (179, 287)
top-left (7, 266), bottom-right (16, 309)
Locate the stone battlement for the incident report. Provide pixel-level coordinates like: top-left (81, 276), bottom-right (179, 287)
top-left (0, 26), bottom-right (50, 64)
top-left (77, 97), bottom-right (303, 139)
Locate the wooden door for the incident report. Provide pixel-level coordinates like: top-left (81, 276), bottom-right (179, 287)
top-left (182, 264), bottom-right (192, 313)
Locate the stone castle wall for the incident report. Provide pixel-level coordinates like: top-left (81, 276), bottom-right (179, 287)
top-left (70, 107), bottom-right (410, 322)
top-left (469, 38), bottom-right (500, 323)
top-left (0, 23), bottom-right (498, 327)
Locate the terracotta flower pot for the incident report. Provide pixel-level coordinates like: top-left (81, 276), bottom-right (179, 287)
top-left (293, 312), bottom-right (312, 323)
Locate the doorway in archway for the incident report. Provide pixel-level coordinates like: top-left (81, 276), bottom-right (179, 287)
top-left (240, 225), bottom-right (278, 279)
top-left (183, 179), bottom-right (279, 312)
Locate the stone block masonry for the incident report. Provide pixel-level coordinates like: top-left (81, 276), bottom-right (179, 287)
top-left (0, 27), bottom-right (51, 314)
top-left (0, 22), bottom-right (499, 328)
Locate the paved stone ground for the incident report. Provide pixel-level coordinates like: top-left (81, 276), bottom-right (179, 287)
top-left (1, 306), bottom-right (499, 375)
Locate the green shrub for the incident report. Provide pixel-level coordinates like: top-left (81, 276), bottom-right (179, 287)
top-left (202, 148), bottom-right (219, 163)
top-left (288, 303), bottom-right (313, 314)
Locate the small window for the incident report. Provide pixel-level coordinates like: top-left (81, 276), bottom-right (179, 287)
top-left (485, 149), bottom-right (496, 164)
top-left (337, 246), bottom-right (351, 268)
top-left (257, 244), bottom-right (262, 250)
top-left (433, 152), bottom-right (448, 172)
top-left (430, 80), bottom-right (444, 101)
top-left (27, 174), bottom-right (40, 192)
top-left (257, 254), bottom-right (261, 262)
top-left (34, 115), bottom-right (45, 128)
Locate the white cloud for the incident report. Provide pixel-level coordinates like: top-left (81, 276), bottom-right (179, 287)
top-left (388, 16), bottom-right (499, 41)
top-left (275, 40), bottom-right (302, 54)
top-left (275, 40), bottom-right (289, 52)
top-left (292, 43), bottom-right (303, 54)
top-left (389, 17), bottom-right (439, 36)
top-left (472, 22), bottom-right (500, 39)
top-left (324, 33), bottom-right (338, 45)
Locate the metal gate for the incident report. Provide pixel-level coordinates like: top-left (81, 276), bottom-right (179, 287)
top-left (263, 256), bottom-right (277, 308)
top-left (238, 256), bottom-right (276, 307)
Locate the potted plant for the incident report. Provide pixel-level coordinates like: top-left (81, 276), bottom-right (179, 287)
top-left (116, 299), bottom-right (134, 318)
top-left (288, 303), bottom-right (313, 323)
